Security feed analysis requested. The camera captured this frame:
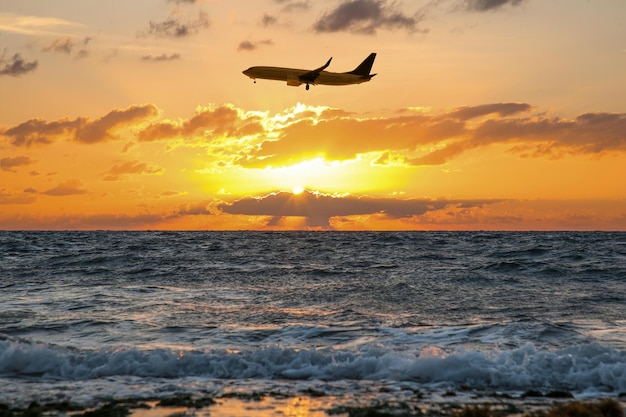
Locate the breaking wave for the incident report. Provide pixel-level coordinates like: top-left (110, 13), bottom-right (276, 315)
top-left (1, 337), bottom-right (624, 395)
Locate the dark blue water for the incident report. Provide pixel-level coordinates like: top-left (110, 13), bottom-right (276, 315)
top-left (1, 231), bottom-right (625, 404)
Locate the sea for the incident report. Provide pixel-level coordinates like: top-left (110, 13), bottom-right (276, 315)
top-left (1, 231), bottom-right (625, 407)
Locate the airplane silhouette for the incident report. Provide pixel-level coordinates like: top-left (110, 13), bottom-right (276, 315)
top-left (243, 53), bottom-right (377, 90)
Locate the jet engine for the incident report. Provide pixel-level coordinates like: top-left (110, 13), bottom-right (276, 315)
top-left (286, 76), bottom-right (301, 87)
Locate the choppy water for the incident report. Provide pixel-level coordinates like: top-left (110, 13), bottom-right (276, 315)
top-left (1, 231), bottom-right (625, 405)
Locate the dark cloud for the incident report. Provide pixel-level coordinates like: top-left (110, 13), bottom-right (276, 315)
top-left (2, 105), bottom-right (159, 146)
top-left (219, 190), bottom-right (499, 228)
top-left (237, 39), bottom-right (273, 52)
top-left (409, 111), bottom-right (626, 164)
top-left (75, 50), bottom-right (89, 60)
top-left (1, 156), bottom-right (34, 172)
top-left (448, 103), bottom-right (531, 120)
top-left (313, 0), bottom-right (425, 35)
top-left (471, 112), bottom-right (626, 154)
top-left (160, 190), bottom-right (182, 197)
top-left (2, 119), bottom-right (79, 146)
top-left (142, 11), bottom-right (210, 38)
top-left (42, 180), bottom-right (88, 196)
top-left (463, 0), bottom-right (525, 12)
top-left (0, 53), bottom-right (38, 77)
top-left (138, 105), bottom-right (264, 142)
top-left (141, 53), bottom-right (181, 62)
top-left (104, 160), bottom-right (164, 181)
top-left (261, 14), bottom-right (278, 27)
top-left (43, 37), bottom-right (93, 59)
top-left (175, 201), bottom-right (214, 216)
top-left (76, 105), bottom-right (160, 144)
top-left (43, 37), bottom-right (74, 54)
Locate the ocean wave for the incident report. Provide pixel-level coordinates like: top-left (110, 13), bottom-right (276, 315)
top-left (1, 337), bottom-right (624, 395)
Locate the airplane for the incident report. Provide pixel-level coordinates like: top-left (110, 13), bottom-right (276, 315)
top-left (242, 53), bottom-right (377, 90)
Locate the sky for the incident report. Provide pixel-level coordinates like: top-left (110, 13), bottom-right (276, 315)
top-left (1, 0), bottom-right (625, 230)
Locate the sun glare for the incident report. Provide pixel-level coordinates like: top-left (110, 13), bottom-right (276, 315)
top-left (200, 155), bottom-right (409, 198)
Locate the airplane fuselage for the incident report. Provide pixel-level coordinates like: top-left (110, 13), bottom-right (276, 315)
top-left (242, 66), bottom-right (372, 86)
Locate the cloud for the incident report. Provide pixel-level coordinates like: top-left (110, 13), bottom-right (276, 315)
top-left (174, 201), bottom-right (214, 216)
top-left (160, 190), bottom-right (187, 198)
top-left (3, 104), bottom-right (159, 146)
top-left (76, 105), bottom-right (160, 143)
top-left (5, 102), bottom-right (625, 169)
top-left (42, 36), bottom-right (93, 59)
top-left (141, 53), bottom-right (181, 62)
top-left (0, 53), bottom-right (38, 77)
top-left (276, 1), bottom-right (310, 13)
top-left (138, 104), bottom-right (264, 142)
top-left (407, 141), bottom-right (468, 166)
top-left (1, 156), bottom-right (34, 172)
top-left (104, 160), bottom-right (164, 181)
top-left (313, 0), bottom-right (425, 35)
top-left (471, 112), bottom-right (626, 155)
top-left (0, 212), bottom-right (168, 229)
top-left (261, 14), bottom-right (278, 27)
top-left (463, 0), bottom-right (526, 12)
top-left (101, 48), bottom-right (119, 63)
top-left (0, 13), bottom-right (83, 36)
top-left (2, 118), bottom-right (79, 146)
top-left (219, 190), bottom-right (499, 228)
top-left (238, 103), bottom-right (626, 168)
top-left (237, 39), bottom-right (273, 52)
top-left (0, 189), bottom-right (37, 205)
top-left (238, 107), bottom-right (467, 167)
top-left (42, 180), bottom-right (88, 196)
top-left (75, 50), bottom-right (89, 60)
top-left (141, 10), bottom-right (209, 38)
top-left (414, 111), bottom-right (626, 163)
top-left (2, 197), bottom-right (622, 230)
top-left (0, 200), bottom-right (216, 229)
top-left (43, 37), bottom-right (74, 54)
top-left (448, 103), bottom-right (531, 120)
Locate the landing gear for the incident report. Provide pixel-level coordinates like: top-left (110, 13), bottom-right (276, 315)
top-left (305, 84), bottom-right (310, 91)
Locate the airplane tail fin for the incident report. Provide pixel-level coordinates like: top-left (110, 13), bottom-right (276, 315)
top-left (349, 53), bottom-right (376, 76)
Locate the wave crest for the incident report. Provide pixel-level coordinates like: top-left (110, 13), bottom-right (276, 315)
top-left (1, 338), bottom-right (624, 395)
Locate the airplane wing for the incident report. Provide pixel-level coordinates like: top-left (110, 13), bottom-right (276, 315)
top-left (299, 57), bottom-right (332, 84)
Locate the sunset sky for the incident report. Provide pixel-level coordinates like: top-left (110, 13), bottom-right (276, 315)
top-left (1, 0), bottom-right (625, 230)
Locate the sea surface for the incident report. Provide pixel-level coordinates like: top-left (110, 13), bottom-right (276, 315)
top-left (1, 231), bottom-right (625, 406)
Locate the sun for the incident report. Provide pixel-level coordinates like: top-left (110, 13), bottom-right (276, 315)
top-left (292, 186), bottom-right (305, 195)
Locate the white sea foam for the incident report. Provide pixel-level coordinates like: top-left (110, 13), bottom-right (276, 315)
top-left (1, 337), bottom-right (624, 396)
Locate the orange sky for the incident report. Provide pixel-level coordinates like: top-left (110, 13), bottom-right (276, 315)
top-left (1, 0), bottom-right (625, 230)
